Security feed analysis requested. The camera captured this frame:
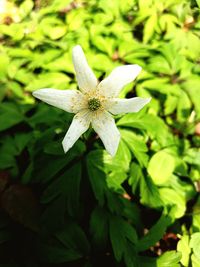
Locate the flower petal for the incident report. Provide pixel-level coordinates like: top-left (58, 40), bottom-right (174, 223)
top-left (72, 45), bottom-right (98, 93)
top-left (33, 88), bottom-right (86, 113)
top-left (91, 111), bottom-right (120, 157)
top-left (62, 110), bottom-right (91, 153)
top-left (107, 97), bottom-right (151, 115)
top-left (98, 65), bottom-right (142, 97)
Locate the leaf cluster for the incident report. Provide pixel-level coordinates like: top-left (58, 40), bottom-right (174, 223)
top-left (0, 0), bottom-right (200, 266)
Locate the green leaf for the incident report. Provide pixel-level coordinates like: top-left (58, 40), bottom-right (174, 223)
top-left (90, 29), bottom-right (115, 56)
top-left (117, 113), bottom-right (173, 147)
top-left (143, 12), bottom-right (157, 43)
top-left (157, 251), bottom-right (182, 267)
top-left (136, 213), bottom-right (172, 252)
top-left (148, 150), bottom-right (175, 185)
top-left (87, 150), bottom-right (107, 205)
top-left (169, 175), bottom-right (195, 202)
top-left (38, 243), bottom-right (82, 263)
top-left (105, 140), bottom-right (131, 193)
top-left (190, 233), bottom-right (200, 261)
top-left (0, 53), bottom-right (9, 79)
top-left (40, 195), bottom-right (66, 232)
top-left (33, 155), bottom-right (69, 184)
top-left (90, 207), bottom-right (109, 247)
top-left (0, 103), bottom-right (24, 131)
top-left (41, 162), bottom-right (82, 218)
top-left (184, 149), bottom-right (200, 166)
top-left (98, 0), bottom-right (120, 17)
top-left (0, 24), bottom-right (24, 41)
top-left (182, 76), bottom-right (200, 118)
top-left (140, 175), bottom-right (163, 208)
top-left (19, 0), bottom-right (34, 19)
top-left (177, 91), bottom-right (191, 122)
top-left (177, 235), bottom-right (191, 267)
top-left (164, 95), bottom-right (178, 115)
top-left (159, 188), bottom-right (186, 218)
top-left (28, 104), bottom-right (63, 127)
top-left (138, 256), bottom-right (157, 267)
top-left (106, 170), bottom-right (127, 193)
top-left (192, 196), bottom-right (200, 232)
top-left (56, 221), bottom-right (90, 256)
top-left (0, 136), bottom-right (21, 174)
top-left (109, 215), bottom-right (137, 262)
top-left (6, 81), bottom-right (24, 99)
top-left (33, 139), bottom-right (85, 184)
top-left (89, 53), bottom-right (114, 72)
top-left (26, 73), bottom-right (70, 91)
top-left (87, 141), bottom-right (132, 202)
top-left (148, 55), bottom-right (172, 75)
top-left (103, 140), bottom-right (131, 172)
top-left (13, 68), bottom-right (35, 85)
top-left (14, 133), bottom-right (32, 154)
top-left (44, 141), bottom-right (64, 155)
top-left (39, 17), bottom-right (67, 40)
top-left (196, 0), bottom-right (200, 7)
top-left (121, 129), bottom-right (149, 167)
top-left (191, 254), bottom-right (200, 267)
top-left (121, 198), bottom-right (142, 230)
top-left (129, 162), bottom-right (143, 194)
top-left (124, 242), bottom-right (138, 267)
top-left (45, 52), bottom-right (73, 73)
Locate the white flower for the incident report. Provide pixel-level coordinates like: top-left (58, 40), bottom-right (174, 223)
top-left (33, 45), bottom-right (151, 157)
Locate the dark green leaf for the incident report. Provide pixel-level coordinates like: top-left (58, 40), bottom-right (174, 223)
top-left (136, 213), bottom-right (172, 252)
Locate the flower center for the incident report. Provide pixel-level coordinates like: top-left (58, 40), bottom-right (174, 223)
top-left (88, 98), bottom-right (101, 111)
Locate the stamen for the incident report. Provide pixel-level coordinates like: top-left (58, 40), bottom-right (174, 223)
top-left (88, 98), bottom-right (101, 111)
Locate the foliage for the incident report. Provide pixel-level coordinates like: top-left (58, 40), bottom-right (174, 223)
top-left (0, 0), bottom-right (200, 266)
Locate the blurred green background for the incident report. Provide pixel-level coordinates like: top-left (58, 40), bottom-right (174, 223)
top-left (0, 0), bottom-right (200, 267)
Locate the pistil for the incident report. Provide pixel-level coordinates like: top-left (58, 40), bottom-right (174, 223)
top-left (88, 98), bottom-right (101, 111)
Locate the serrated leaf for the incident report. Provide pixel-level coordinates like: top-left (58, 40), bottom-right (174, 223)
top-left (109, 215), bottom-right (137, 262)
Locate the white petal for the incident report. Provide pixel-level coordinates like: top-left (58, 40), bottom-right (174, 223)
top-left (62, 110), bottom-right (91, 153)
top-left (72, 45), bottom-right (98, 93)
top-left (91, 111), bottom-right (120, 157)
top-left (33, 88), bottom-right (86, 113)
top-left (97, 65), bottom-right (142, 97)
top-left (107, 97), bottom-right (151, 115)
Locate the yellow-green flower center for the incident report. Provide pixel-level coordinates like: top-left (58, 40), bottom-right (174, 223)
top-left (88, 98), bottom-right (101, 111)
